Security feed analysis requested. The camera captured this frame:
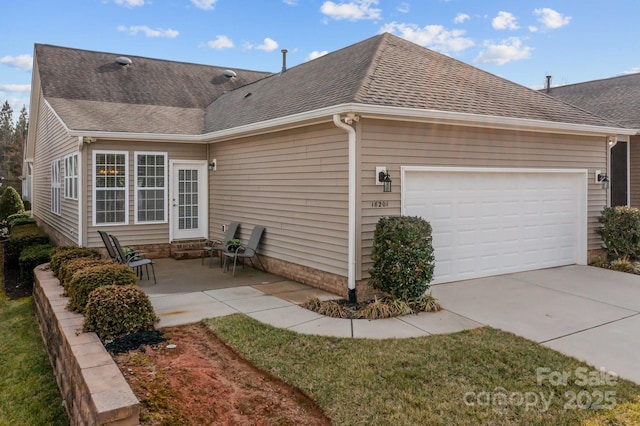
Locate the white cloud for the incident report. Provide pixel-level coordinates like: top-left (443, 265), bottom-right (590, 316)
top-left (623, 67), bottom-right (640, 75)
top-left (397, 2), bottom-right (409, 13)
top-left (0, 55), bottom-right (33, 71)
top-left (115, 0), bottom-right (146, 7)
top-left (380, 22), bottom-right (474, 53)
top-left (474, 37), bottom-right (532, 65)
top-left (492, 11), bottom-right (519, 30)
top-left (283, 0), bottom-right (297, 5)
top-left (306, 50), bottom-right (329, 61)
top-left (534, 8), bottom-right (571, 29)
top-left (191, 0), bottom-right (217, 10)
top-left (247, 37), bottom-right (279, 52)
top-left (207, 35), bottom-right (234, 49)
top-left (528, 26), bottom-right (538, 33)
top-left (0, 84), bottom-right (31, 93)
top-left (117, 25), bottom-right (179, 38)
top-left (320, 0), bottom-right (382, 21)
top-left (453, 13), bottom-right (470, 24)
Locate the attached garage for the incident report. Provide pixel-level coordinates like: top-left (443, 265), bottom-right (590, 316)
top-left (402, 167), bottom-right (588, 284)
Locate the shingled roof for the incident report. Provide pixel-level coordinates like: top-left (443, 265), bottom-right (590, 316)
top-left (545, 73), bottom-right (640, 130)
top-left (35, 33), bottom-right (619, 136)
top-left (35, 43), bottom-right (271, 134)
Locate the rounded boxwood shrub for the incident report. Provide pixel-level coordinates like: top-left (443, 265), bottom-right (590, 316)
top-left (597, 206), bottom-right (640, 260)
top-left (0, 186), bottom-right (25, 221)
top-left (67, 263), bottom-right (138, 313)
top-left (368, 216), bottom-right (435, 301)
top-left (59, 257), bottom-right (115, 292)
top-left (19, 243), bottom-right (56, 286)
top-left (5, 223), bottom-right (50, 268)
top-left (49, 247), bottom-right (103, 278)
top-left (84, 285), bottom-right (158, 341)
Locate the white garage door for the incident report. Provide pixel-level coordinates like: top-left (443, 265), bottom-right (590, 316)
top-left (403, 167), bottom-right (587, 284)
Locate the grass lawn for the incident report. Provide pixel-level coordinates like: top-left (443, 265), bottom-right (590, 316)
top-left (206, 314), bottom-right (640, 425)
top-left (0, 290), bottom-right (68, 425)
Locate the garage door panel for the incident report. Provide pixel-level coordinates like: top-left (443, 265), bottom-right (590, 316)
top-left (404, 169), bottom-right (585, 284)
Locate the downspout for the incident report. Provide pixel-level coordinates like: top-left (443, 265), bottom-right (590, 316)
top-left (333, 114), bottom-right (357, 302)
top-left (608, 136), bottom-right (617, 207)
top-left (77, 136), bottom-right (85, 246)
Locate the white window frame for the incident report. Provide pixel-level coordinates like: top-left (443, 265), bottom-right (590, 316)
top-left (134, 152), bottom-right (168, 224)
top-left (64, 153), bottom-right (79, 200)
top-left (51, 159), bottom-right (61, 215)
top-left (92, 150), bottom-right (128, 226)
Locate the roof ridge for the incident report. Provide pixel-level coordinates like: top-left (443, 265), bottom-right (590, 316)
top-left (549, 72), bottom-right (640, 90)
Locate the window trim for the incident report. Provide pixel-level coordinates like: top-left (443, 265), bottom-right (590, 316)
top-left (51, 159), bottom-right (61, 215)
top-left (64, 153), bottom-right (79, 200)
top-left (134, 151), bottom-right (168, 225)
top-left (92, 150), bottom-right (129, 226)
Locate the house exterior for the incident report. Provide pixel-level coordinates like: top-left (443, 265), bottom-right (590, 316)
top-left (545, 73), bottom-right (640, 208)
top-left (25, 33), bottom-right (634, 299)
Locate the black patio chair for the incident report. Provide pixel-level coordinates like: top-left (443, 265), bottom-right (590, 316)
top-left (223, 225), bottom-right (266, 276)
top-left (110, 234), bottom-right (156, 284)
top-left (98, 230), bottom-right (118, 261)
top-left (202, 222), bottom-right (240, 268)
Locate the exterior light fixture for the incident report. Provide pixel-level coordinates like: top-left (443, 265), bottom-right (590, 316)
top-left (378, 170), bottom-right (392, 193)
top-left (597, 172), bottom-right (610, 190)
top-left (208, 159), bottom-right (217, 171)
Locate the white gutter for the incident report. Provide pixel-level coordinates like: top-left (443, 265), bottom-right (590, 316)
top-left (65, 102), bottom-right (637, 143)
top-left (332, 114), bottom-right (357, 301)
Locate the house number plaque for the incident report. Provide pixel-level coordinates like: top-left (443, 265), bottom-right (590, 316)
top-left (371, 201), bottom-right (389, 208)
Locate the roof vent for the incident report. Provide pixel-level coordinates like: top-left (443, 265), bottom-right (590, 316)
top-left (115, 56), bottom-right (132, 66)
top-left (223, 69), bottom-right (237, 78)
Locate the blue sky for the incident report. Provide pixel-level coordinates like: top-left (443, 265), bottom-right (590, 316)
top-left (2, 0), bottom-right (639, 115)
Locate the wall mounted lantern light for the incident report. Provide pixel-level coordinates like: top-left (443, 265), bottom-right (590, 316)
top-left (208, 159), bottom-right (217, 171)
top-left (596, 171), bottom-right (610, 190)
top-left (378, 170), bottom-right (392, 193)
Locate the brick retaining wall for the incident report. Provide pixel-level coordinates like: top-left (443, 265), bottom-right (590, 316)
top-left (33, 265), bottom-right (139, 426)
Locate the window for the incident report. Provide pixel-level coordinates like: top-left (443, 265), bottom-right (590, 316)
top-left (93, 151), bottom-right (127, 225)
top-left (51, 159), bottom-right (61, 215)
top-left (64, 153), bottom-right (79, 200)
top-left (135, 152), bottom-right (167, 223)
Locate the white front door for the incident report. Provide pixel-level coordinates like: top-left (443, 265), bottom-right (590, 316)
top-left (170, 161), bottom-right (208, 241)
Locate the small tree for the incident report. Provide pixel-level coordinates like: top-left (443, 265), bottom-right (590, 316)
top-left (0, 186), bottom-right (25, 221)
top-left (368, 216), bottom-right (435, 301)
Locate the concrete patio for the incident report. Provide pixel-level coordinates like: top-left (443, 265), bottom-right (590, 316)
top-left (138, 257), bottom-right (482, 336)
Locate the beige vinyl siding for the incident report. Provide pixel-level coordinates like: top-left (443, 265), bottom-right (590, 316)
top-left (85, 141), bottom-right (206, 248)
top-left (209, 123), bottom-right (349, 276)
top-left (32, 97), bottom-right (80, 245)
top-left (630, 136), bottom-right (640, 208)
top-left (359, 119), bottom-right (607, 277)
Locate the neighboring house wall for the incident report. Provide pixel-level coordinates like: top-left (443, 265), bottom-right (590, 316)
top-left (32, 98), bottom-right (80, 246)
top-left (84, 141), bottom-right (207, 249)
top-left (209, 123), bottom-right (349, 277)
top-left (630, 135), bottom-right (640, 208)
top-left (359, 119), bottom-right (607, 277)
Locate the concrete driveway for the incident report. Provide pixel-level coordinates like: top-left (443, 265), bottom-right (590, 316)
top-left (431, 265), bottom-right (640, 384)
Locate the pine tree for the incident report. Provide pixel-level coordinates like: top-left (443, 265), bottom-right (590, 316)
top-left (0, 101), bottom-right (13, 145)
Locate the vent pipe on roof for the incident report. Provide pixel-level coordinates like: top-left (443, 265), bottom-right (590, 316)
top-left (545, 75), bottom-right (552, 93)
top-left (281, 49), bottom-right (288, 73)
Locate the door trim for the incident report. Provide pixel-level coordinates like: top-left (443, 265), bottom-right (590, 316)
top-left (169, 160), bottom-right (208, 242)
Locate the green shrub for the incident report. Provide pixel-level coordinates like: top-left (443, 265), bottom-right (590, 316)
top-left (597, 206), bottom-right (640, 260)
top-left (49, 247), bottom-right (102, 278)
top-left (18, 243), bottom-right (56, 286)
top-left (84, 285), bottom-right (158, 341)
top-left (59, 257), bottom-right (115, 292)
top-left (5, 223), bottom-right (50, 268)
top-left (8, 216), bottom-right (36, 230)
top-left (368, 216), bottom-right (435, 301)
top-left (0, 186), bottom-right (25, 221)
top-left (67, 263), bottom-right (138, 313)
top-left (610, 257), bottom-right (634, 273)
